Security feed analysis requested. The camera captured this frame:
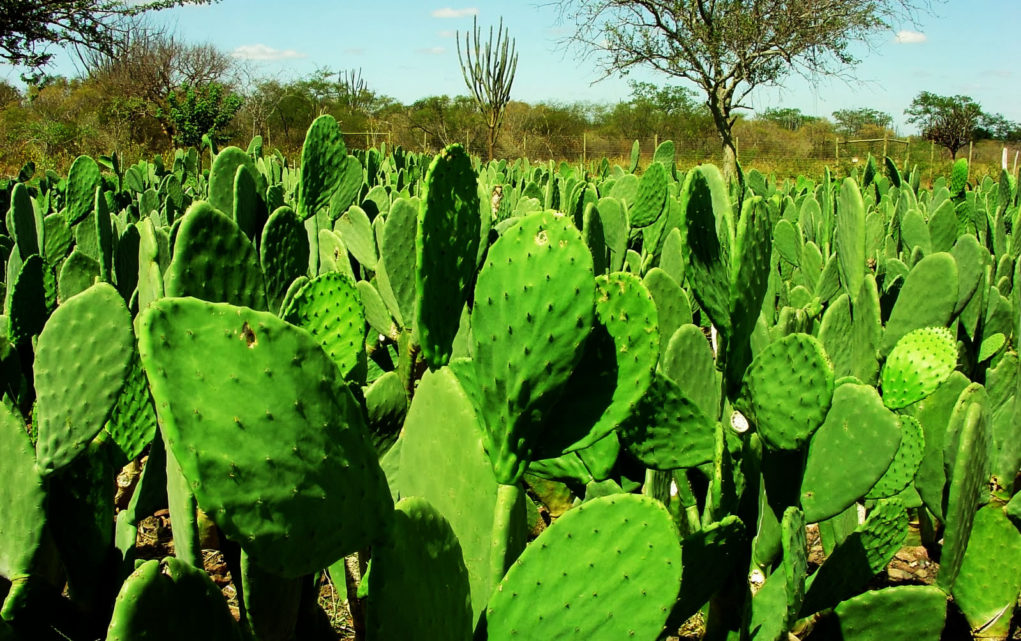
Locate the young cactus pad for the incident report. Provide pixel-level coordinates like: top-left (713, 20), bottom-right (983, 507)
top-left (137, 298), bottom-right (392, 578)
top-left (881, 326), bottom-right (957, 409)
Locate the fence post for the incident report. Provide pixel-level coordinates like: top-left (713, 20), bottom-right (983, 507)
top-left (904, 139), bottom-right (910, 169)
top-left (835, 138), bottom-right (839, 162)
top-left (582, 132), bottom-right (587, 165)
top-left (882, 133), bottom-right (888, 160)
top-left (929, 141), bottom-right (935, 184)
top-left (523, 134), bottom-right (527, 157)
top-left (653, 134), bottom-right (658, 155)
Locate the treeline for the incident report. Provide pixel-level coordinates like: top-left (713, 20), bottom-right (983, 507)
top-left (1, 26), bottom-right (1018, 176)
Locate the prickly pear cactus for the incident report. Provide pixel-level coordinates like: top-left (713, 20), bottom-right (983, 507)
top-left (34, 283), bottom-right (133, 475)
top-left (811, 585), bottom-right (947, 641)
top-left (105, 557), bottom-right (242, 641)
top-left (137, 298), bottom-right (392, 577)
top-left (0, 402), bottom-right (46, 582)
top-left (950, 158), bottom-right (969, 196)
top-left (416, 144), bottom-right (481, 369)
top-left (881, 327), bottom-right (957, 409)
top-left (484, 494), bottom-right (682, 640)
top-left (739, 333), bottom-right (834, 450)
top-left (282, 272), bottom-right (366, 382)
top-left (366, 497), bottom-right (472, 641)
top-left (800, 384), bottom-right (901, 522)
top-left (469, 210), bottom-right (594, 484)
top-left (164, 202), bottom-right (268, 310)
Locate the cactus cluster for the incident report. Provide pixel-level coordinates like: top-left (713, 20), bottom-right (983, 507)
top-left (0, 125), bottom-right (1017, 641)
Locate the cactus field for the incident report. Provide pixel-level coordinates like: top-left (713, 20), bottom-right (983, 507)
top-left (0, 115), bottom-right (1019, 640)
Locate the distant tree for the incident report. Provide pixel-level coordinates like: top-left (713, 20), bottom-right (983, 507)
top-left (457, 16), bottom-right (518, 160)
top-left (905, 92), bottom-right (983, 159)
top-left (974, 112), bottom-right (1021, 142)
top-left (831, 107), bottom-right (893, 138)
top-left (159, 82), bottom-right (242, 147)
top-left (0, 0), bottom-right (218, 80)
top-left (759, 107), bottom-right (818, 131)
top-left (551, 0), bottom-right (928, 178)
top-left (0, 80), bottom-right (21, 107)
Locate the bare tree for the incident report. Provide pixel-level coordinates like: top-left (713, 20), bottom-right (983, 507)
top-left (550, 0), bottom-right (931, 178)
top-left (457, 16), bottom-right (518, 161)
top-left (80, 20), bottom-right (235, 143)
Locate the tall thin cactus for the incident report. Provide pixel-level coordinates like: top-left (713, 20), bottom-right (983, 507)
top-left (457, 16), bottom-right (518, 161)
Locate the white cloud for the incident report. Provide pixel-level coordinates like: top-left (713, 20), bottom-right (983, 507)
top-left (438, 30), bottom-right (456, 38)
top-left (417, 47), bottom-right (447, 55)
top-left (895, 30), bottom-right (927, 44)
top-left (432, 7), bottom-right (478, 18)
top-left (231, 44), bottom-right (307, 61)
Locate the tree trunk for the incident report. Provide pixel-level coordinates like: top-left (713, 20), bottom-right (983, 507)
top-left (707, 88), bottom-right (737, 182)
top-left (487, 124), bottom-right (496, 161)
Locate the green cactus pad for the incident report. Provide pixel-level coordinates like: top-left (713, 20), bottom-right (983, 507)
top-left (484, 494), bottom-right (682, 640)
top-left (137, 298), bottom-right (392, 578)
top-left (0, 403), bottom-right (46, 581)
top-left (740, 333), bottom-right (834, 450)
top-left (282, 272), bottom-right (366, 382)
top-left (398, 366), bottom-right (526, 626)
top-left (164, 202), bottom-right (268, 310)
top-left (801, 499), bottom-right (908, 614)
top-left (667, 515), bottom-right (747, 628)
top-left (260, 206), bottom-right (309, 313)
top-left (105, 557), bottom-right (242, 641)
top-left (881, 327), bottom-right (957, 409)
top-left (65, 155), bottom-right (101, 225)
top-left (328, 155), bottom-right (363, 219)
top-left (620, 373), bottom-right (714, 470)
top-left (813, 585), bottom-right (947, 641)
top-left (748, 564), bottom-right (789, 641)
top-left (949, 158), bottom-right (968, 195)
top-left (682, 166), bottom-right (732, 337)
top-left (629, 161), bottom-right (668, 227)
top-left (335, 205), bottom-right (377, 271)
top-left (541, 273), bottom-right (659, 454)
top-left (416, 144), bottom-right (481, 369)
top-left (381, 197), bottom-right (418, 326)
top-left (937, 401), bottom-right (989, 592)
top-left (726, 196), bottom-right (774, 396)
top-left (643, 268), bottom-right (692, 357)
top-left (471, 210), bottom-right (594, 484)
top-left (9, 183), bottom-right (39, 259)
top-left (781, 507), bottom-right (807, 625)
top-left (34, 283), bottom-right (132, 475)
top-left (951, 504), bottom-right (1021, 638)
top-left (865, 416), bottom-right (925, 499)
top-left (237, 550), bottom-right (303, 641)
top-left (363, 370), bottom-right (406, 455)
top-left (106, 346), bottom-right (158, 461)
top-left (298, 115), bottom-right (348, 220)
top-left (7, 253), bottom-right (47, 347)
top-left (800, 384), bottom-right (901, 522)
top-left (879, 253), bottom-right (958, 356)
top-left (208, 147), bottom-right (261, 221)
top-left (835, 178), bottom-right (866, 302)
top-left (366, 497), bottom-right (472, 641)
top-left (660, 324), bottom-right (719, 421)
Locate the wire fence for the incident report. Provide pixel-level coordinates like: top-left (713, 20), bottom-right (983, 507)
top-left (337, 129), bottom-right (1020, 185)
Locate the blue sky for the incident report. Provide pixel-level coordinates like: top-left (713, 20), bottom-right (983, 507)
top-left (4, 1), bottom-right (1019, 134)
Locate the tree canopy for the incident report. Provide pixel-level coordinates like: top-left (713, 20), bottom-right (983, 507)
top-left (905, 92), bottom-right (983, 158)
top-left (831, 107), bottom-right (894, 138)
top-left (552, 0), bottom-right (929, 177)
top-left (0, 0), bottom-right (217, 79)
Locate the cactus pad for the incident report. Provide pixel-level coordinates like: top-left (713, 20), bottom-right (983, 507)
top-left (740, 333), bottom-right (834, 450)
top-left (881, 327), bottom-right (957, 409)
top-left (366, 497), bottom-right (472, 641)
top-left (105, 557), bottom-right (242, 641)
top-left (34, 283), bottom-right (133, 475)
top-left (800, 384), bottom-right (901, 522)
top-left (416, 144), bottom-right (481, 369)
top-left (164, 202), bottom-right (268, 310)
top-left (298, 115), bottom-right (348, 220)
top-left (0, 403), bottom-right (46, 580)
top-left (260, 206), bottom-right (310, 312)
top-left (282, 272), bottom-right (366, 382)
top-left (106, 346), bottom-right (158, 461)
top-left (484, 494), bottom-right (682, 640)
top-left (137, 298), bottom-right (392, 577)
top-left (629, 161), bottom-right (668, 227)
top-left (471, 210), bottom-right (594, 483)
top-left (812, 585), bottom-right (947, 641)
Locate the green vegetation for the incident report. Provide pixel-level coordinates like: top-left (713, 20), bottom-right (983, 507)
top-left (0, 119), bottom-right (1018, 640)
